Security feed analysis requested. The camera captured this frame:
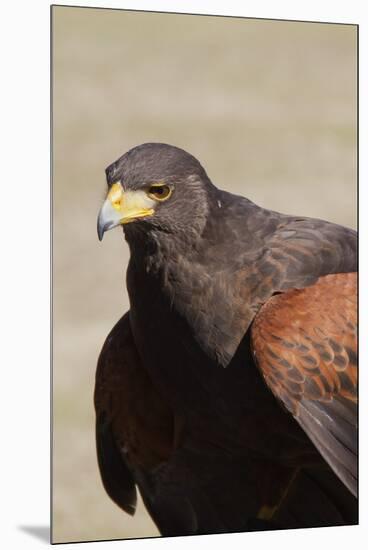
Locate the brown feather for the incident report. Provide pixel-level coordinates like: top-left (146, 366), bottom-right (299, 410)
top-left (95, 313), bottom-right (173, 473)
top-left (251, 272), bottom-right (357, 494)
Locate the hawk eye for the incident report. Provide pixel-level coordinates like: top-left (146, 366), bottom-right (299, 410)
top-left (147, 184), bottom-right (172, 201)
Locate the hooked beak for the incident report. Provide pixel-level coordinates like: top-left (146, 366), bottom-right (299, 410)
top-left (97, 182), bottom-right (155, 241)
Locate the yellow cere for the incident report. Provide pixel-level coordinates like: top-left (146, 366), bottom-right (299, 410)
top-left (105, 182), bottom-right (155, 223)
top-left (108, 182), bottom-right (124, 212)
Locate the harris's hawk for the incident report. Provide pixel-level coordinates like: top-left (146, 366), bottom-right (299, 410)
top-left (95, 143), bottom-right (357, 535)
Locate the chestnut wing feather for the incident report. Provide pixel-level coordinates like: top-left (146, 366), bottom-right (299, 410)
top-left (251, 272), bottom-right (357, 496)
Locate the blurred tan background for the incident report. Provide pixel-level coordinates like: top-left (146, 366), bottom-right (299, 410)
top-left (52, 6), bottom-right (357, 544)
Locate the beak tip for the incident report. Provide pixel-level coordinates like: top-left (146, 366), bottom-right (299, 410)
top-left (97, 192), bottom-right (124, 241)
top-left (97, 219), bottom-right (105, 241)
top-left (97, 227), bottom-right (104, 241)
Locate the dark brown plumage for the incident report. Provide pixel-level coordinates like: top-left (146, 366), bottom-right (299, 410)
top-left (95, 143), bottom-right (357, 536)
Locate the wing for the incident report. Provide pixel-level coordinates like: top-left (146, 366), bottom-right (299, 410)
top-left (94, 312), bottom-right (173, 516)
top-left (251, 272), bottom-right (357, 496)
top-left (95, 314), bottom-right (235, 536)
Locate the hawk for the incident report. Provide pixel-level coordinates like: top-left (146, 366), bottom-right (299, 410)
top-left (95, 143), bottom-right (357, 536)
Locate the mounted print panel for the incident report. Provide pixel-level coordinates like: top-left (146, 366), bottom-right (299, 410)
top-left (52, 5), bottom-right (357, 544)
